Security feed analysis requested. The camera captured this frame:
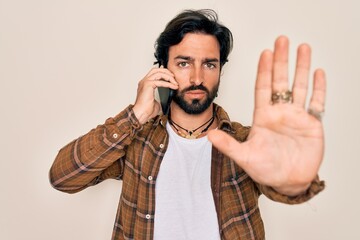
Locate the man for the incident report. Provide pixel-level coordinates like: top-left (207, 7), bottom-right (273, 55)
top-left (49, 9), bottom-right (326, 240)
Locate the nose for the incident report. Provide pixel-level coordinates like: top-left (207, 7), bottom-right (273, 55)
top-left (189, 66), bottom-right (204, 86)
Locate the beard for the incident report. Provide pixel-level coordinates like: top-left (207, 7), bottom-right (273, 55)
top-left (172, 82), bottom-right (219, 115)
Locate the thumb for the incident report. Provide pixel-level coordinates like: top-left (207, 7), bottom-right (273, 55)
top-left (207, 129), bottom-right (249, 166)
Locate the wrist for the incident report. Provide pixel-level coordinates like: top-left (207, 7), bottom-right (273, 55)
top-left (273, 182), bottom-right (311, 197)
top-left (132, 105), bottom-right (150, 125)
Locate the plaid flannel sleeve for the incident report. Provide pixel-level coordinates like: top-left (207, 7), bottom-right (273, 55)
top-left (257, 176), bottom-right (325, 204)
top-left (49, 105), bottom-right (142, 193)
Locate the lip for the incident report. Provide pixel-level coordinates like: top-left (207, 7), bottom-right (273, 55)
top-left (185, 90), bottom-right (206, 98)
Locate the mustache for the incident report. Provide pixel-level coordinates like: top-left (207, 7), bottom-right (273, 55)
top-left (180, 84), bottom-right (209, 94)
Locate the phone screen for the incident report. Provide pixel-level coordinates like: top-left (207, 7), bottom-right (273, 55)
top-left (158, 87), bottom-right (174, 115)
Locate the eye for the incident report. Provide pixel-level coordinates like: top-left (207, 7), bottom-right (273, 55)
top-left (178, 62), bottom-right (189, 68)
top-left (204, 63), bottom-right (216, 69)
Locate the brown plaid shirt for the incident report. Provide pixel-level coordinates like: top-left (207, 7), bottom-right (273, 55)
top-left (49, 104), bottom-right (324, 240)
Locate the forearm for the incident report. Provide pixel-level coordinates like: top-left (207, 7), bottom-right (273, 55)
top-left (49, 105), bottom-right (142, 193)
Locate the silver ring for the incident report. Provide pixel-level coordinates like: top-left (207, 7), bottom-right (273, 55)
top-left (272, 90), bottom-right (293, 104)
top-left (308, 108), bottom-right (324, 121)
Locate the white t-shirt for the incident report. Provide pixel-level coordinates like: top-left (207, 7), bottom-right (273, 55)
top-left (153, 123), bottom-right (220, 240)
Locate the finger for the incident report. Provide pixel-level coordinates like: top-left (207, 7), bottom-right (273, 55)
top-left (149, 80), bottom-right (178, 90)
top-left (148, 71), bottom-right (178, 84)
top-left (292, 44), bottom-right (311, 107)
top-left (272, 36), bottom-right (289, 93)
top-left (207, 129), bottom-right (249, 167)
top-left (255, 50), bottom-right (273, 109)
top-left (149, 71), bottom-right (175, 81)
top-left (145, 66), bottom-right (175, 78)
top-left (309, 69), bottom-right (326, 112)
top-left (147, 67), bottom-right (178, 84)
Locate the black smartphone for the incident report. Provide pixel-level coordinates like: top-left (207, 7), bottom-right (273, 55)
top-left (158, 87), bottom-right (174, 115)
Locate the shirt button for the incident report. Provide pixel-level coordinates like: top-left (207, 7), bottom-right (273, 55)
top-left (145, 214), bottom-right (151, 220)
top-left (159, 144), bottom-right (164, 149)
top-left (148, 176), bottom-right (153, 181)
top-left (112, 133), bottom-right (118, 139)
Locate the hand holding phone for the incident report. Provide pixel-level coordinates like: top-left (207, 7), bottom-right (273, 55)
top-left (133, 67), bottom-right (178, 124)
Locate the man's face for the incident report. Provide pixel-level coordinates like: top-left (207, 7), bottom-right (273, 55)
top-left (167, 33), bottom-right (221, 114)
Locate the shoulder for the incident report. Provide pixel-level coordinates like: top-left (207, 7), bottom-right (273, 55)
top-left (230, 121), bottom-right (251, 142)
top-left (215, 104), bottom-right (251, 142)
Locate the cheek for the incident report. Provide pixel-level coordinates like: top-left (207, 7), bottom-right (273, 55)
top-left (171, 69), bottom-right (190, 84)
top-left (208, 71), bottom-right (220, 79)
top-left (205, 71), bottom-right (220, 85)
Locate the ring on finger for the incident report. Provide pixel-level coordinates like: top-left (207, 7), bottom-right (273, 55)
top-left (308, 108), bottom-right (324, 121)
top-left (271, 90), bottom-right (293, 104)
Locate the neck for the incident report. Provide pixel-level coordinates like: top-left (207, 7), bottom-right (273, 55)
top-left (168, 103), bottom-right (217, 138)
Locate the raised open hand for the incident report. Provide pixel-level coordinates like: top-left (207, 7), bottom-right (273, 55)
top-left (208, 36), bottom-right (326, 196)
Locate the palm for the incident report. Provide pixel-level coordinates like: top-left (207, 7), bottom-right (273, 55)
top-left (208, 36), bottom-right (326, 195)
top-left (245, 104), bottom-right (324, 186)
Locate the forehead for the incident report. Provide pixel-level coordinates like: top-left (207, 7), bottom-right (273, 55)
top-left (168, 33), bottom-right (220, 59)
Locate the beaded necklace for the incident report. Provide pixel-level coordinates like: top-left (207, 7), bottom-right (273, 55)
top-left (168, 109), bottom-right (215, 139)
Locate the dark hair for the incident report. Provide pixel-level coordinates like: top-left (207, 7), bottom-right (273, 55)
top-left (154, 9), bottom-right (233, 68)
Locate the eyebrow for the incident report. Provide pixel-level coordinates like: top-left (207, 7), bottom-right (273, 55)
top-left (174, 55), bottom-right (192, 61)
top-left (174, 55), bottom-right (219, 63)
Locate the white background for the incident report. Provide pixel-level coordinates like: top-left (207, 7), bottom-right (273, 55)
top-left (1, 0), bottom-right (359, 239)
